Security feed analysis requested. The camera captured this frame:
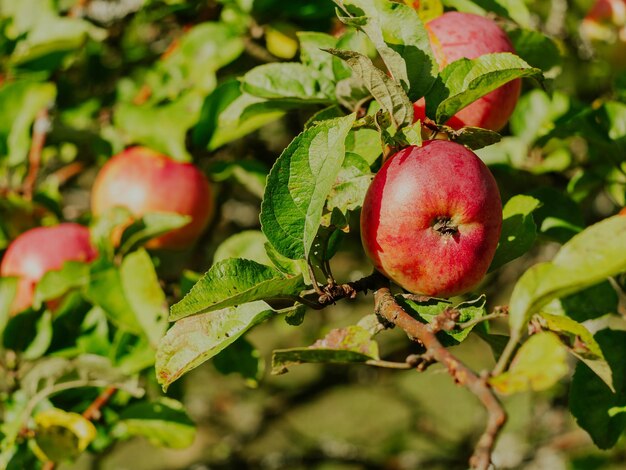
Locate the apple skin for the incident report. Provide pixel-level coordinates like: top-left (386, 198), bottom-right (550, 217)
top-left (413, 11), bottom-right (522, 131)
top-left (0, 223), bottom-right (97, 314)
top-left (91, 147), bottom-right (213, 250)
top-left (360, 141), bottom-right (502, 297)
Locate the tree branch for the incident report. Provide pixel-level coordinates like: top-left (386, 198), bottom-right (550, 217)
top-left (82, 386), bottom-right (116, 421)
top-left (374, 285), bottom-right (506, 470)
top-left (23, 108), bottom-right (50, 200)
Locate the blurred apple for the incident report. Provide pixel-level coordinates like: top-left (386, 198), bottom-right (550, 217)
top-left (413, 11), bottom-right (521, 131)
top-left (91, 147), bottom-right (213, 250)
top-left (0, 223), bottom-right (97, 314)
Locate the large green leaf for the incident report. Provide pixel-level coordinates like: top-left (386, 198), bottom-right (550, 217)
top-left (570, 330), bottom-right (626, 449)
top-left (242, 63), bottom-right (334, 103)
top-left (489, 331), bottom-right (568, 395)
top-left (424, 53), bottom-right (542, 124)
top-left (156, 301), bottom-right (274, 391)
top-left (195, 81), bottom-right (286, 151)
top-left (326, 152), bottom-right (373, 215)
top-left (0, 81), bottom-right (56, 166)
top-left (112, 398), bottom-right (195, 449)
top-left (508, 215), bottom-right (626, 337)
top-left (337, 0), bottom-right (438, 100)
top-left (120, 250), bottom-right (168, 348)
top-left (327, 49), bottom-right (413, 128)
top-left (260, 114), bottom-right (355, 260)
top-left (169, 259), bottom-right (305, 321)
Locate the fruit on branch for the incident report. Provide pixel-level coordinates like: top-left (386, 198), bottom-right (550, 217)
top-left (413, 11), bottom-right (522, 131)
top-left (0, 223), bottom-right (97, 314)
top-left (91, 147), bottom-right (213, 250)
top-left (360, 140), bottom-right (502, 297)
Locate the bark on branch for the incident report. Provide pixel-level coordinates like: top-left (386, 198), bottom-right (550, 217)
top-left (374, 285), bottom-right (506, 470)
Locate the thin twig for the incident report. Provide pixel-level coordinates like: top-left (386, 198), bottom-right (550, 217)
top-left (23, 108), bottom-right (50, 200)
top-left (82, 386), bottom-right (116, 421)
top-left (492, 334), bottom-right (519, 377)
top-left (458, 311), bottom-right (509, 330)
top-left (374, 285), bottom-right (507, 470)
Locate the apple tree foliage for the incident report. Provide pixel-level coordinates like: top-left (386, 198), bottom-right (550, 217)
top-left (0, 0), bottom-right (625, 468)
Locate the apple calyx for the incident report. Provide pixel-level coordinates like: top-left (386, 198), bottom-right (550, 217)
top-left (432, 216), bottom-right (459, 236)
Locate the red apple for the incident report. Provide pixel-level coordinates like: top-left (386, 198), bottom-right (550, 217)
top-left (413, 11), bottom-right (522, 131)
top-left (0, 223), bottom-right (97, 314)
top-left (91, 147), bottom-right (213, 250)
top-left (360, 141), bottom-right (502, 297)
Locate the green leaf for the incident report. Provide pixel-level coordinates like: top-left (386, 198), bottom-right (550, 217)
top-left (260, 114), bottom-right (355, 260)
top-left (118, 212), bottom-right (192, 255)
top-left (489, 331), bottom-right (568, 394)
top-left (120, 250), bottom-right (168, 348)
top-left (540, 312), bottom-right (613, 391)
top-left (0, 81), bottom-right (56, 166)
top-left (337, 0), bottom-right (438, 100)
top-left (161, 22), bottom-right (244, 94)
top-left (0, 277), bottom-right (17, 335)
top-left (213, 230), bottom-right (273, 266)
top-left (241, 63), bottom-right (334, 103)
top-left (114, 93), bottom-right (202, 162)
top-left (489, 195), bottom-right (541, 271)
top-left (11, 17), bottom-right (101, 69)
top-left (298, 31), bottom-right (339, 82)
top-left (401, 295), bottom-right (487, 344)
top-left (112, 398), bottom-right (195, 449)
top-left (508, 215), bottom-right (626, 337)
top-left (208, 160), bottom-right (268, 199)
top-left (557, 282), bottom-right (619, 323)
top-left (22, 311), bottom-right (53, 361)
top-left (197, 82), bottom-right (286, 150)
top-left (272, 325), bottom-right (380, 375)
top-left (85, 262), bottom-right (143, 334)
top-left (424, 53), bottom-right (543, 124)
top-left (213, 337), bottom-right (265, 387)
top-left (156, 301), bottom-right (274, 391)
top-left (169, 259), bottom-right (305, 321)
top-left (33, 261), bottom-right (91, 310)
top-left (327, 49), bottom-right (413, 128)
top-left (570, 330), bottom-right (626, 449)
top-left (327, 152), bottom-right (373, 215)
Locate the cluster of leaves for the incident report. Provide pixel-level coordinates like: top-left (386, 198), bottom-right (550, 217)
top-left (0, 0), bottom-right (626, 468)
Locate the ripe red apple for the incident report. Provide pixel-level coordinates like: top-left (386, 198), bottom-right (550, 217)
top-left (360, 140), bottom-right (502, 297)
top-left (0, 223), bottom-right (97, 314)
top-left (91, 147), bottom-right (213, 250)
top-left (413, 11), bottom-right (522, 131)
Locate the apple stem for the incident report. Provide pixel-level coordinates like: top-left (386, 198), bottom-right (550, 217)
top-left (374, 284), bottom-right (507, 470)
